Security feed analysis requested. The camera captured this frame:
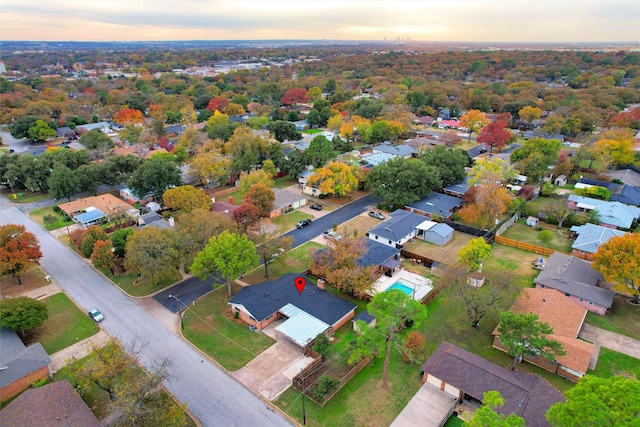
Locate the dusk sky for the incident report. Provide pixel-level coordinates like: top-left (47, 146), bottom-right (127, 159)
top-left (1, 0), bottom-right (638, 43)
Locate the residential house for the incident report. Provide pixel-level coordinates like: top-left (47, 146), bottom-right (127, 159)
top-left (179, 164), bottom-right (200, 186)
top-left (75, 121), bottom-right (113, 134)
top-left (575, 177), bottom-right (640, 206)
top-left (297, 169), bottom-right (315, 186)
top-left (138, 211), bottom-right (172, 228)
top-left (417, 221), bottom-right (454, 246)
top-left (56, 126), bottom-right (77, 139)
top-left (165, 124), bottom-right (185, 137)
top-left (567, 195), bottom-right (640, 229)
top-left (1, 380), bottom-right (101, 426)
top-left (293, 119), bottom-right (309, 131)
top-left (228, 273), bottom-right (356, 346)
top-left (406, 192), bottom-right (462, 220)
top-left (493, 288), bottom-right (595, 382)
top-left (359, 152), bottom-right (395, 168)
top-left (605, 168), bottom-right (640, 188)
top-left (359, 239), bottom-right (402, 274)
top-left (0, 327), bottom-right (51, 402)
top-left (534, 252), bottom-right (614, 315)
top-left (404, 137), bottom-right (446, 154)
top-left (410, 341), bottom-right (564, 427)
top-left (65, 141), bottom-right (86, 152)
top-left (441, 178), bottom-right (470, 198)
top-left (368, 209), bottom-right (426, 248)
top-left (569, 223), bottom-right (626, 260)
top-left (372, 143), bottom-right (416, 159)
top-left (437, 119), bottom-right (463, 130)
top-left (58, 194), bottom-right (139, 227)
top-left (413, 115), bottom-right (435, 126)
top-left (271, 189), bottom-right (307, 218)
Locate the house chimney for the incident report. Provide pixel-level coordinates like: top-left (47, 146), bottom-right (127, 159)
top-left (317, 279), bottom-right (326, 290)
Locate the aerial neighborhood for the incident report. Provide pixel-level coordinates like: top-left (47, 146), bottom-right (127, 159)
top-left (1, 39), bottom-right (640, 427)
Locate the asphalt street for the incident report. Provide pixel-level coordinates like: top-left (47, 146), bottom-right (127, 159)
top-left (0, 196), bottom-right (292, 427)
top-left (0, 129), bottom-right (48, 155)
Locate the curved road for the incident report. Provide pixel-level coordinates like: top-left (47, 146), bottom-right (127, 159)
top-left (0, 196), bottom-right (291, 427)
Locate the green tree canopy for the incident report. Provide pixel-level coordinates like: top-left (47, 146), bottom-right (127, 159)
top-left (266, 120), bottom-right (302, 142)
top-left (420, 145), bottom-right (470, 187)
top-left (28, 119), bottom-right (56, 142)
top-left (162, 185), bottom-right (212, 213)
top-left (349, 289), bottom-right (428, 388)
top-left (79, 129), bottom-right (114, 150)
top-left (497, 311), bottom-right (566, 371)
top-left (48, 162), bottom-right (78, 202)
top-left (368, 157), bottom-right (441, 210)
top-left (468, 391), bottom-right (525, 427)
top-left (546, 376), bottom-right (640, 427)
top-left (0, 296), bottom-right (48, 336)
top-left (457, 237), bottom-right (492, 272)
top-left (191, 230), bottom-right (259, 298)
top-left (127, 156), bottom-right (181, 200)
top-left (124, 227), bottom-right (181, 286)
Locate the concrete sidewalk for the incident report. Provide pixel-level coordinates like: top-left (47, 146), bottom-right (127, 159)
top-left (19, 282), bottom-right (63, 300)
top-left (579, 323), bottom-right (640, 370)
top-left (49, 330), bottom-right (111, 372)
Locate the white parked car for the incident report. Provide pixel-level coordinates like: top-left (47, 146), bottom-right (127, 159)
top-left (88, 308), bottom-right (104, 323)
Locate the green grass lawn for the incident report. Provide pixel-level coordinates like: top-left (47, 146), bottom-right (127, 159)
top-left (29, 206), bottom-right (74, 230)
top-left (501, 221), bottom-right (573, 253)
top-left (302, 129), bottom-right (323, 134)
top-left (24, 293), bottom-right (99, 354)
top-left (108, 270), bottom-right (183, 297)
top-left (242, 241), bottom-right (323, 284)
top-left (444, 415), bottom-right (465, 427)
top-left (181, 283), bottom-right (275, 371)
top-left (2, 190), bottom-right (50, 203)
top-left (584, 295), bottom-right (640, 340)
top-left (271, 210), bottom-right (313, 234)
top-left (274, 175), bottom-right (298, 189)
top-left (590, 348), bottom-right (640, 379)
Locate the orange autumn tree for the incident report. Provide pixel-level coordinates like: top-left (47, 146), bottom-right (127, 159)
top-left (306, 161), bottom-right (360, 198)
top-left (458, 184), bottom-right (512, 230)
top-left (114, 108), bottom-right (144, 126)
top-left (460, 109), bottom-right (490, 143)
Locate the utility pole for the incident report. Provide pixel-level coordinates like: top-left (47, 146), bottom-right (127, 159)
top-left (168, 294), bottom-right (184, 330)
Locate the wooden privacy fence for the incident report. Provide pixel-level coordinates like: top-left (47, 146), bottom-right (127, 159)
top-left (494, 235), bottom-right (570, 257)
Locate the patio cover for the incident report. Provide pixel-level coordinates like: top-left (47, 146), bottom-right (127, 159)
top-left (276, 304), bottom-right (329, 347)
top-left (74, 209), bottom-right (105, 225)
top-left (383, 258), bottom-right (401, 269)
top-left (416, 220), bottom-right (437, 231)
top-left (576, 202), bottom-right (596, 210)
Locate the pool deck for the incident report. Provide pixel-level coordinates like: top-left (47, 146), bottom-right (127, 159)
top-left (372, 269), bottom-right (434, 300)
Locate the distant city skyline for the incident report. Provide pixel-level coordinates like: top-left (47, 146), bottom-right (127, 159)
top-left (1, 0), bottom-right (638, 43)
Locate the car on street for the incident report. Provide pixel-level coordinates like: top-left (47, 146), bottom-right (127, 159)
top-left (479, 146), bottom-right (487, 153)
top-left (296, 219), bottom-right (312, 229)
top-left (322, 230), bottom-right (342, 240)
top-left (309, 203), bottom-right (323, 211)
top-left (368, 211), bottom-right (385, 220)
top-left (88, 308), bottom-right (104, 323)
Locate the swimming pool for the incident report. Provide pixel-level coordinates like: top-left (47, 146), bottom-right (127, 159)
top-left (387, 281), bottom-right (416, 296)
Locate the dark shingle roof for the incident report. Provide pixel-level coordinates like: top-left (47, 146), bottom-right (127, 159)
top-left (360, 240), bottom-right (401, 268)
top-left (368, 209), bottom-right (425, 242)
top-left (229, 273), bottom-right (356, 324)
top-left (534, 252), bottom-right (614, 308)
top-left (442, 178), bottom-right (469, 197)
top-left (0, 327), bottom-right (51, 388)
top-left (407, 192), bottom-right (462, 218)
top-left (422, 342), bottom-right (564, 427)
top-left (0, 380), bottom-right (101, 427)
top-left (353, 310), bottom-right (375, 324)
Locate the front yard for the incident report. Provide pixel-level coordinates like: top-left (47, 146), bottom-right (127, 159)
top-left (24, 292), bottom-right (99, 354)
top-left (29, 206), bottom-right (74, 231)
top-left (181, 283), bottom-right (275, 371)
top-left (0, 265), bottom-right (48, 296)
top-left (271, 210), bottom-right (313, 233)
top-left (242, 241), bottom-right (322, 285)
top-left (103, 269), bottom-right (183, 297)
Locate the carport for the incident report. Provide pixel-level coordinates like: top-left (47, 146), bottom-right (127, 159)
top-left (275, 304), bottom-right (330, 347)
top-left (390, 381), bottom-right (457, 427)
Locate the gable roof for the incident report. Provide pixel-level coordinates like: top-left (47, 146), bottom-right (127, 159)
top-left (442, 178), bottom-right (470, 197)
top-left (272, 188), bottom-right (306, 210)
top-left (0, 327), bottom-right (51, 388)
top-left (429, 223), bottom-right (454, 237)
top-left (613, 184), bottom-right (640, 206)
top-left (372, 143), bottom-right (416, 157)
top-left (605, 168), bottom-right (640, 188)
top-left (368, 209), bottom-right (425, 242)
top-left (407, 192), bottom-right (462, 218)
top-left (360, 239), bottom-right (401, 268)
top-left (534, 252), bottom-right (613, 308)
top-left (569, 223), bottom-right (626, 254)
top-left (0, 380), bottom-right (101, 427)
top-left (567, 195), bottom-right (640, 229)
top-left (360, 152), bottom-right (395, 168)
top-left (499, 288), bottom-right (594, 375)
top-left (229, 273), bottom-right (356, 325)
top-left (422, 342), bottom-right (565, 427)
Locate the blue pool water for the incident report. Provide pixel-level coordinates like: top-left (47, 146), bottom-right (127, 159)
top-left (387, 281), bottom-right (415, 296)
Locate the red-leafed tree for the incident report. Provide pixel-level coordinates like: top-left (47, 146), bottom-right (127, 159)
top-left (233, 202), bottom-right (261, 231)
top-left (280, 88), bottom-right (308, 106)
top-left (0, 224), bottom-right (43, 285)
top-left (114, 108), bottom-right (144, 126)
top-left (206, 96), bottom-right (230, 113)
top-left (477, 120), bottom-right (511, 154)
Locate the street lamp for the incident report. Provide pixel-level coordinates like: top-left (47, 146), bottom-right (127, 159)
top-left (168, 294), bottom-right (184, 330)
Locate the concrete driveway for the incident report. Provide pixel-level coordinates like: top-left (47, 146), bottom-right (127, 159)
top-left (390, 381), bottom-right (457, 427)
top-left (231, 323), bottom-right (315, 401)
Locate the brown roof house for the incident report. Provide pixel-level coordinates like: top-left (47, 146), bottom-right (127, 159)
top-left (534, 252), bottom-right (614, 315)
top-left (413, 341), bottom-right (564, 427)
top-left (58, 193), bottom-right (139, 227)
top-left (270, 188), bottom-right (308, 218)
top-left (493, 288), bottom-right (595, 382)
top-left (0, 327), bottom-right (51, 402)
top-left (1, 380), bottom-right (101, 426)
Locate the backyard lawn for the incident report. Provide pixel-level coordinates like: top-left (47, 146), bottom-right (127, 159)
top-left (500, 221), bottom-right (573, 253)
top-left (584, 295), bottom-right (640, 340)
top-left (181, 283), bottom-right (275, 371)
top-left (242, 241), bottom-right (323, 285)
top-left (403, 231), bottom-right (474, 265)
top-left (24, 292), bottom-right (99, 354)
top-left (274, 175), bottom-right (298, 189)
top-left (590, 347), bottom-right (640, 379)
